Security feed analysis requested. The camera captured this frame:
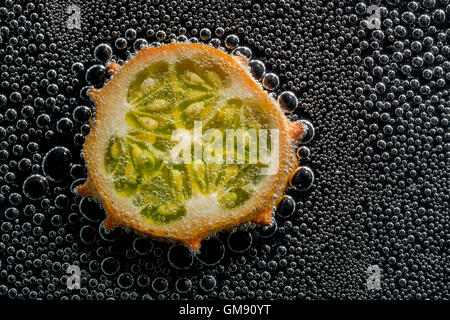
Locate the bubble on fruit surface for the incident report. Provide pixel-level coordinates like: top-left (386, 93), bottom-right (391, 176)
top-left (168, 244), bottom-right (194, 270)
top-left (255, 219), bottom-right (278, 238)
top-left (195, 237), bottom-right (226, 266)
top-left (79, 197), bottom-right (105, 222)
top-left (152, 277), bottom-right (169, 293)
top-left (289, 167), bottom-right (314, 192)
top-left (276, 195), bottom-right (296, 218)
top-left (99, 221), bottom-right (123, 242)
top-left (298, 120), bottom-right (315, 144)
top-left (262, 73), bottom-right (280, 91)
top-left (232, 46), bottom-right (252, 60)
top-left (278, 91), bottom-right (298, 113)
top-left (248, 60), bottom-right (266, 81)
top-left (227, 230), bottom-right (253, 253)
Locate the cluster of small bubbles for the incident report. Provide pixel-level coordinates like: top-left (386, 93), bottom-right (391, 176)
top-left (0, 0), bottom-right (447, 301)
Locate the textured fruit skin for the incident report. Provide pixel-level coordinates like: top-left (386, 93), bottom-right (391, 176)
top-left (106, 62), bottom-right (120, 75)
top-left (77, 43), bottom-right (303, 251)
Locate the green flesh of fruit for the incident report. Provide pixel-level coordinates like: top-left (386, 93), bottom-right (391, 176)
top-left (104, 58), bottom-right (273, 225)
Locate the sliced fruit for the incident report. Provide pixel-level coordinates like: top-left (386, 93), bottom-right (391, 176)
top-left (78, 43), bottom-right (303, 251)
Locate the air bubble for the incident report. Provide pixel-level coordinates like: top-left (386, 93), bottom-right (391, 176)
top-left (42, 147), bottom-right (72, 182)
top-left (255, 219), bottom-right (278, 238)
top-left (94, 44), bottom-right (113, 63)
top-left (277, 195), bottom-right (296, 218)
top-left (196, 237), bottom-right (225, 266)
top-left (132, 237), bottom-right (153, 255)
top-left (299, 120), bottom-right (315, 144)
top-left (232, 46), bottom-right (252, 60)
top-left (101, 257), bottom-right (120, 276)
top-left (207, 38), bottom-right (219, 47)
top-left (175, 278), bottom-right (191, 293)
top-left (56, 117), bottom-right (73, 134)
top-left (125, 29), bottom-right (137, 41)
top-left (199, 275), bottom-right (216, 292)
top-left (85, 64), bottom-right (106, 87)
top-left (137, 274), bottom-right (150, 288)
top-left (117, 273), bottom-right (134, 289)
top-left (227, 230), bottom-right (252, 253)
top-left (155, 30), bottom-right (166, 42)
top-left (152, 277), bottom-right (168, 293)
top-left (167, 244), bottom-right (193, 269)
top-left (248, 60), bottom-right (266, 81)
top-left (297, 146), bottom-right (310, 160)
top-left (80, 225), bottom-right (97, 244)
top-left (432, 9), bottom-right (446, 23)
top-left (199, 28), bottom-right (212, 41)
top-left (22, 174), bottom-right (48, 200)
top-left (99, 220), bottom-right (123, 242)
top-left (71, 62), bottom-right (85, 75)
top-left (289, 167), bottom-right (314, 191)
top-left (262, 73), bottom-right (279, 91)
top-left (115, 37), bottom-right (127, 50)
top-left (72, 106), bottom-right (92, 123)
top-left (224, 34), bottom-right (239, 49)
top-left (133, 38), bottom-right (148, 51)
top-left (79, 197), bottom-right (105, 222)
top-left (215, 27), bottom-right (224, 37)
top-left (278, 91), bottom-right (298, 113)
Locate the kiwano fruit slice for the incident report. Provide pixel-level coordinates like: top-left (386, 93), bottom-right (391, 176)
top-left (78, 43), bottom-right (303, 251)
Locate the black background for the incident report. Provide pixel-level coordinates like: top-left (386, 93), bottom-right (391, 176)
top-left (0, 0), bottom-right (448, 301)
